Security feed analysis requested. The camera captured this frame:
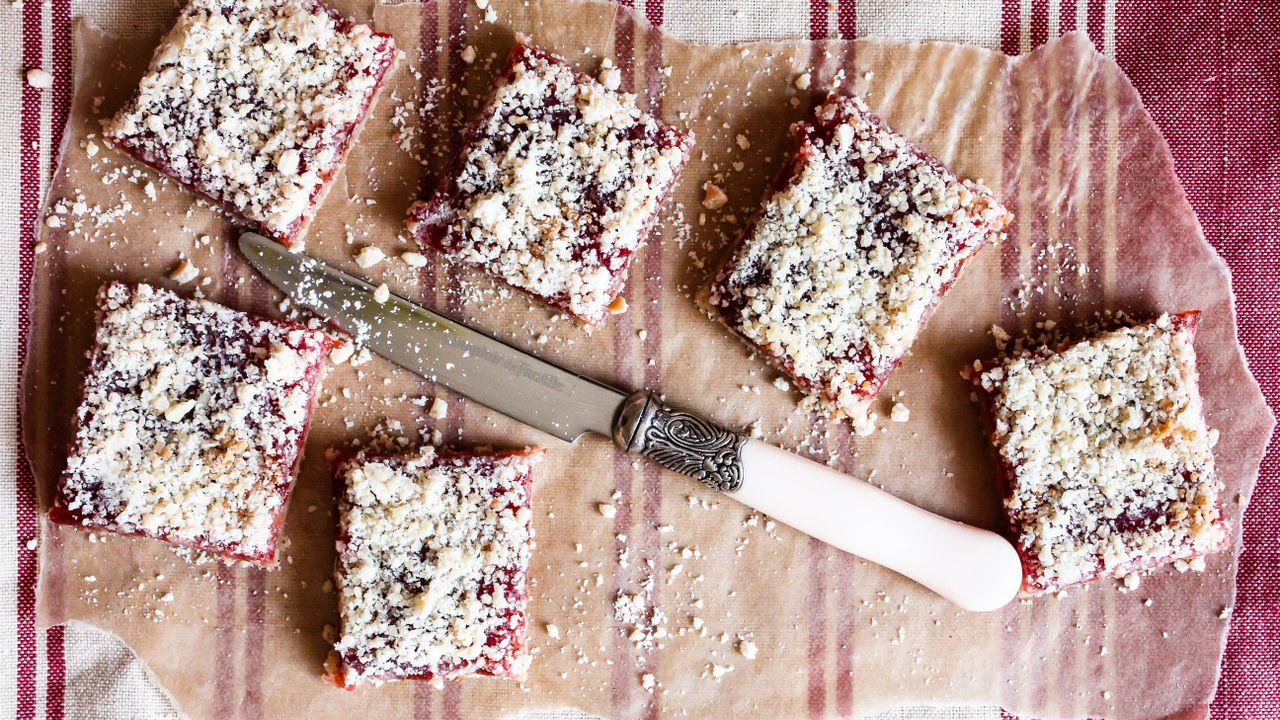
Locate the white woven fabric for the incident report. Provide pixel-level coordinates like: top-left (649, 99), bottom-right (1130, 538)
top-left (0, 0), bottom-right (1090, 717)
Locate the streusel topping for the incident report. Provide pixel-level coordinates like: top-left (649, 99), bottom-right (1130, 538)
top-left (59, 282), bottom-right (330, 559)
top-left (975, 314), bottom-right (1226, 592)
top-left (334, 447), bottom-right (542, 684)
top-left (104, 0), bottom-right (396, 241)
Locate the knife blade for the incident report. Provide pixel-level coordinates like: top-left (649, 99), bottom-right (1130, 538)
top-left (239, 231), bottom-right (1023, 611)
top-left (238, 232), bottom-right (623, 443)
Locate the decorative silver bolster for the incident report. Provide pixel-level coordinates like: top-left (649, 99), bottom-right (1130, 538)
top-left (613, 391), bottom-right (747, 493)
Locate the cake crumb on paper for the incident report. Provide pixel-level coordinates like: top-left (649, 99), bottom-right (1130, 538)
top-left (354, 245), bottom-right (384, 268)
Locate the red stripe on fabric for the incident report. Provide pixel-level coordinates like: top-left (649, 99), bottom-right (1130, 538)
top-left (44, 624), bottom-right (64, 720)
top-left (1060, 0), bottom-right (1077, 34)
top-left (836, 0), bottom-right (856, 40)
top-left (208, 226), bottom-right (244, 720)
top-left (50, 0), bottom-right (71, 156)
top-left (238, 286), bottom-right (273, 720)
top-left (1029, 0), bottom-right (1049, 47)
top-left (828, 31), bottom-right (859, 714)
top-left (1085, 0), bottom-right (1104, 49)
top-left (640, 10), bottom-right (665, 719)
top-left (1000, 0), bottom-right (1021, 55)
top-left (242, 569), bottom-right (267, 719)
top-left (644, 0), bottom-right (662, 28)
top-left (806, 533), bottom-right (827, 720)
top-left (16, 0), bottom-right (44, 716)
top-left (808, 0), bottom-right (827, 41)
top-left (1111, 4), bottom-right (1280, 717)
top-left (608, 5), bottom-right (638, 716)
top-left (997, 6), bottom-right (1026, 719)
top-left (214, 563), bottom-right (238, 719)
top-left (831, 434), bottom-right (856, 716)
top-left (442, 683), bottom-right (461, 720)
top-left (1117, 4), bottom-right (1280, 718)
top-left (413, 685), bottom-right (435, 720)
top-left (45, 0), bottom-right (73, 710)
top-left (800, 8), bottom-right (832, 714)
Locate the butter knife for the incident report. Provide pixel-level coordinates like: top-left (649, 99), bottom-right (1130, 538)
top-left (239, 232), bottom-right (1023, 611)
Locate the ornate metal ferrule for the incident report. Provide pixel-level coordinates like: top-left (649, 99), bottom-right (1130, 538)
top-left (613, 391), bottom-right (747, 493)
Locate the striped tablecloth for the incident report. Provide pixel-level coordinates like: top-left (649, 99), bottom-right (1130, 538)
top-left (3, 0), bottom-right (1277, 718)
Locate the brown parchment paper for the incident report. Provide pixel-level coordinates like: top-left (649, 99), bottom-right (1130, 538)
top-left (25, 1), bottom-right (1275, 718)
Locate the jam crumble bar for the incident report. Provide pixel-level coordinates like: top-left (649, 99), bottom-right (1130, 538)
top-left (103, 0), bottom-right (398, 247)
top-left (706, 94), bottom-right (1010, 428)
top-left (50, 282), bottom-right (333, 566)
top-left (406, 42), bottom-right (693, 326)
top-left (970, 312), bottom-right (1228, 595)
top-left (329, 446), bottom-right (544, 689)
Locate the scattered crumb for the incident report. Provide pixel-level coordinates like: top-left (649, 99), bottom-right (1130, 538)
top-left (429, 397), bottom-right (448, 420)
top-left (354, 245), bottom-right (384, 268)
top-left (598, 503), bottom-right (617, 519)
top-left (372, 283), bottom-right (390, 304)
top-left (545, 623), bottom-right (560, 639)
top-left (702, 182), bottom-right (728, 210)
top-left (794, 71), bottom-right (811, 90)
top-left (599, 65), bottom-right (621, 91)
top-left (168, 259), bottom-right (199, 284)
top-left (461, 45), bottom-right (477, 64)
top-left (329, 343), bottom-right (355, 365)
top-left (738, 639), bottom-right (758, 660)
top-left (889, 402), bottom-right (910, 423)
top-left (26, 68), bottom-right (52, 88)
top-left (608, 296), bottom-right (628, 315)
top-left (400, 251), bottom-right (428, 268)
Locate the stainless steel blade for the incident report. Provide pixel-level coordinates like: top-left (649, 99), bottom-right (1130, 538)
top-left (238, 232), bottom-right (627, 442)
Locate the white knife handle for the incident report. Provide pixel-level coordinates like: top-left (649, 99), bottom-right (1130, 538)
top-left (615, 392), bottom-right (1023, 611)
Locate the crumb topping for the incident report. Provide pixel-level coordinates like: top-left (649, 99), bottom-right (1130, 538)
top-left (708, 94), bottom-right (1009, 418)
top-left (57, 282), bottom-right (331, 562)
top-left (334, 447), bottom-right (543, 684)
top-left (975, 314), bottom-right (1227, 593)
top-left (103, 0), bottom-right (397, 243)
top-left (409, 44), bottom-right (692, 325)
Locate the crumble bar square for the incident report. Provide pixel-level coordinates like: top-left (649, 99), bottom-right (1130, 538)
top-left (50, 282), bottom-right (334, 566)
top-left (329, 446), bottom-right (545, 688)
top-left (406, 42), bottom-right (693, 327)
top-left (970, 312), bottom-right (1229, 595)
top-left (103, 0), bottom-right (398, 246)
top-left (706, 94), bottom-right (1011, 426)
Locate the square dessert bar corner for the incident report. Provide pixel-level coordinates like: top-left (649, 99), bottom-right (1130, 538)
top-left (970, 312), bottom-right (1229, 595)
top-left (706, 93), bottom-right (1010, 426)
top-left (103, 0), bottom-right (398, 246)
top-left (50, 282), bottom-right (333, 566)
top-left (329, 446), bottom-right (544, 689)
top-left (405, 42), bottom-right (693, 327)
